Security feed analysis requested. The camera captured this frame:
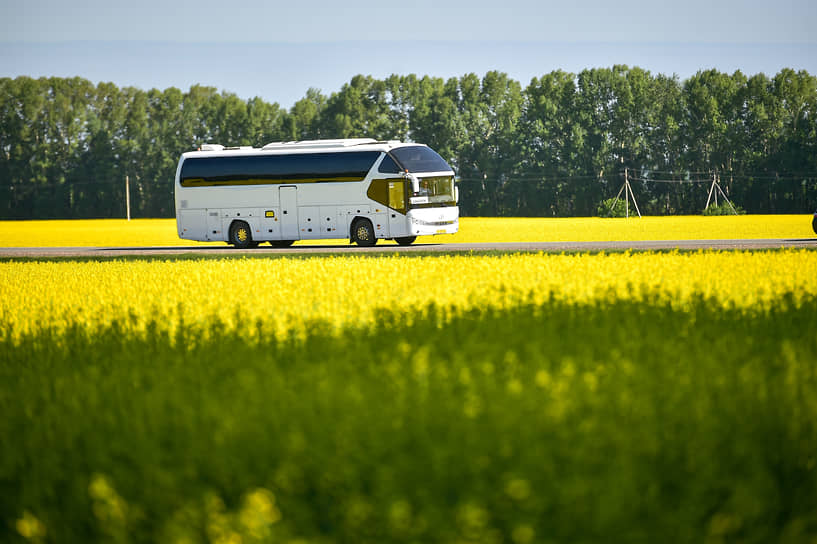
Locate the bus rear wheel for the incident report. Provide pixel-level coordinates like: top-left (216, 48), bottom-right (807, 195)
top-left (269, 240), bottom-right (295, 248)
top-left (395, 236), bottom-right (416, 246)
top-left (229, 220), bottom-right (254, 249)
top-left (352, 219), bottom-right (377, 247)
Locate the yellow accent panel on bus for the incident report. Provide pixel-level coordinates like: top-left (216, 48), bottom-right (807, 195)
top-left (389, 181), bottom-right (406, 213)
top-left (367, 179), bottom-right (407, 214)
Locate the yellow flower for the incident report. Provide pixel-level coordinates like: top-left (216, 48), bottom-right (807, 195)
top-left (1, 250), bottom-right (815, 341)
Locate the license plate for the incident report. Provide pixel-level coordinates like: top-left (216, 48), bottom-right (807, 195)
top-left (436, 229), bottom-right (446, 234)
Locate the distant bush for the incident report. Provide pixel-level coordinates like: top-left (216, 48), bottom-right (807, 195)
top-left (703, 202), bottom-right (745, 215)
top-left (597, 197), bottom-right (633, 217)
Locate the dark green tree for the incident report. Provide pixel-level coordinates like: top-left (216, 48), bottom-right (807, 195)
top-left (1, 70), bottom-right (816, 219)
top-left (285, 88), bottom-right (326, 141)
top-left (518, 70), bottom-right (583, 215)
top-left (320, 75), bottom-right (392, 139)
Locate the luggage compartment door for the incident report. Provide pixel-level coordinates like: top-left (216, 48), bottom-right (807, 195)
top-left (279, 186), bottom-right (299, 240)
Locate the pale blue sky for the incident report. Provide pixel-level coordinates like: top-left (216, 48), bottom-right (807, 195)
top-left (2, 0), bottom-right (816, 107)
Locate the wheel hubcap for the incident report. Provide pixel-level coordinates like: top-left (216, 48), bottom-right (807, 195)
top-left (357, 226), bottom-right (369, 240)
top-left (237, 228), bottom-right (248, 242)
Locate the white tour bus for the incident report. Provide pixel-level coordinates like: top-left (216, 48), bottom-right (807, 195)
top-left (174, 138), bottom-right (459, 248)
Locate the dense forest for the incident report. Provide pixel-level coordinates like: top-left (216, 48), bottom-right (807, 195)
top-left (1, 67), bottom-right (816, 219)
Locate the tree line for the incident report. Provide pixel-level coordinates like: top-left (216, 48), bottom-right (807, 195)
top-left (1, 67), bottom-right (816, 219)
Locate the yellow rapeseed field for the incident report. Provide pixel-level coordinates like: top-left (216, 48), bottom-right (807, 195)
top-left (0, 215), bottom-right (813, 247)
top-left (2, 250), bottom-right (815, 340)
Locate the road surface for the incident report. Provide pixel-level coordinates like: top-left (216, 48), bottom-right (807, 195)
top-left (1, 239), bottom-right (815, 258)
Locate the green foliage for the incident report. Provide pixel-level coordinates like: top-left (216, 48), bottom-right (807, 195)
top-left (703, 202), bottom-right (746, 215)
top-left (597, 197), bottom-right (629, 217)
top-left (2, 68), bottom-right (817, 219)
top-left (2, 297), bottom-right (817, 542)
top-left (0, 78), bottom-right (291, 219)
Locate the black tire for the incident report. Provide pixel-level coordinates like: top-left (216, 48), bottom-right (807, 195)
top-left (269, 240), bottom-right (295, 248)
top-left (352, 219), bottom-right (377, 247)
top-left (229, 220), bottom-right (254, 249)
top-left (395, 236), bottom-right (417, 246)
top-left (812, 213), bottom-right (817, 235)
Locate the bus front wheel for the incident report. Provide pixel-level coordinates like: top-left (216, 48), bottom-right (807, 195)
top-left (229, 220), bottom-right (255, 249)
top-left (395, 236), bottom-right (416, 246)
top-left (352, 219), bottom-right (377, 247)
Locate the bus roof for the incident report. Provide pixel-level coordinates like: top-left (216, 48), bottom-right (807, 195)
top-left (186, 139), bottom-right (420, 159)
top-left (262, 138), bottom-right (382, 150)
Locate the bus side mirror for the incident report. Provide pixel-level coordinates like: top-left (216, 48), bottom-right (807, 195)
top-left (406, 173), bottom-right (420, 195)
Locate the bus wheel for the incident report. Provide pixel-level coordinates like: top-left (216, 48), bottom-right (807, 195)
top-left (353, 219), bottom-right (377, 247)
top-left (269, 240), bottom-right (294, 248)
top-left (229, 220), bottom-right (254, 249)
top-left (395, 236), bottom-right (416, 246)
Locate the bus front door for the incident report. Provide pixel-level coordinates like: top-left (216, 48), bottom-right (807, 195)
top-left (279, 186), bottom-right (299, 240)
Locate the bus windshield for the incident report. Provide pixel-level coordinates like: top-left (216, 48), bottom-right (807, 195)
top-left (410, 175), bottom-right (456, 208)
top-left (391, 146), bottom-right (452, 173)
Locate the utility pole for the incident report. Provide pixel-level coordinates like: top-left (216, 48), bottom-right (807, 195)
top-left (126, 175), bottom-right (131, 221)
top-left (608, 168), bottom-right (641, 218)
top-left (705, 171), bottom-right (738, 214)
top-left (625, 168), bottom-right (629, 218)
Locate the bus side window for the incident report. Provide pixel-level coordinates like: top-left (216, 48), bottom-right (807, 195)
top-left (378, 154), bottom-right (401, 174)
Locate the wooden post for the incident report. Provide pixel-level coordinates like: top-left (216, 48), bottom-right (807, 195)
top-left (625, 168), bottom-right (630, 218)
top-left (624, 168), bottom-right (641, 218)
top-left (126, 175), bottom-right (131, 221)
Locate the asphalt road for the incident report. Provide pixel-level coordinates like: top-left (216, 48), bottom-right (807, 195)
top-left (1, 239), bottom-right (815, 258)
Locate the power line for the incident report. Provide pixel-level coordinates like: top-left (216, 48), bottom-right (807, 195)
top-left (639, 170), bottom-right (714, 175)
top-left (458, 173), bottom-right (817, 184)
top-left (630, 177), bottom-right (714, 183)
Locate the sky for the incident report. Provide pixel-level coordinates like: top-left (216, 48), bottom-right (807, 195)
top-left (2, 0), bottom-right (817, 108)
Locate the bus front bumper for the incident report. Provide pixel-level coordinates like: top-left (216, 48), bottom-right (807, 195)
top-left (407, 207), bottom-right (459, 236)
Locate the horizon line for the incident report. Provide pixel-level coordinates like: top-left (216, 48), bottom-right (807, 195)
top-left (3, 39), bottom-right (817, 46)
